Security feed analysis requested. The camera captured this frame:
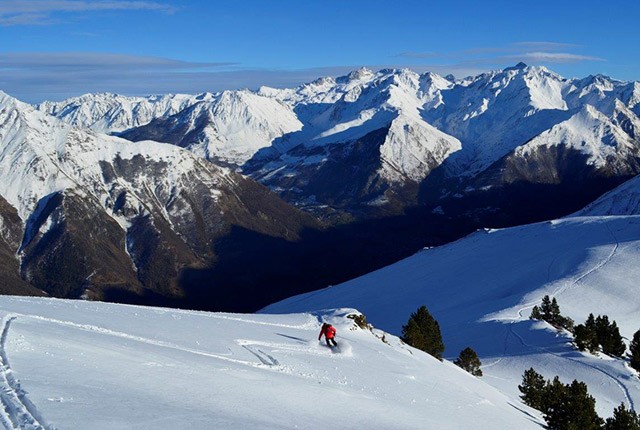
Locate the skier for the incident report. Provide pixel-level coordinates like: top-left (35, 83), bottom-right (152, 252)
top-left (318, 323), bottom-right (338, 347)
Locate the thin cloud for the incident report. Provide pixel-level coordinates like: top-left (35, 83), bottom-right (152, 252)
top-left (511, 41), bottom-right (579, 51)
top-left (396, 51), bottom-right (439, 59)
top-left (0, 52), bottom-right (234, 70)
top-left (394, 41), bottom-right (605, 72)
top-left (504, 52), bottom-right (605, 64)
top-left (0, 0), bottom-right (176, 26)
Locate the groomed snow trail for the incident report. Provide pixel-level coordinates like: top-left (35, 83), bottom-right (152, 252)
top-left (0, 316), bottom-right (52, 430)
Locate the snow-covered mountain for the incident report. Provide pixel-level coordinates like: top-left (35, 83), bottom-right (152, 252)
top-left (264, 214), bottom-right (640, 418)
top-left (42, 65), bottom-right (640, 220)
top-left (119, 90), bottom-right (303, 165)
top-left (0, 91), bottom-right (317, 306)
top-left (0, 297), bottom-right (543, 429)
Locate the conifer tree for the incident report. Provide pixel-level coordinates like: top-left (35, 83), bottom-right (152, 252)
top-left (454, 347), bottom-right (482, 376)
top-left (630, 330), bottom-right (640, 373)
top-left (401, 305), bottom-right (445, 360)
top-left (606, 321), bottom-right (626, 357)
top-left (530, 305), bottom-right (542, 320)
top-left (605, 403), bottom-right (640, 430)
top-left (540, 295), bottom-right (558, 322)
top-left (518, 368), bottom-right (547, 411)
top-left (575, 322), bottom-right (598, 353)
top-left (542, 376), bottom-right (568, 429)
top-left (536, 295), bottom-right (573, 331)
top-left (597, 315), bottom-right (612, 350)
top-left (544, 378), bottom-right (603, 430)
top-left (584, 313), bottom-right (599, 352)
top-left (574, 314), bottom-right (599, 354)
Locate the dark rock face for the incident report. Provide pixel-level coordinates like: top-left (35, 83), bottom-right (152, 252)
top-left (19, 192), bottom-right (142, 299)
top-left (0, 196), bottom-right (44, 296)
top-left (7, 159), bottom-right (321, 308)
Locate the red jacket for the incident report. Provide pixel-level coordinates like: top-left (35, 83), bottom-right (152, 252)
top-left (319, 324), bottom-right (336, 340)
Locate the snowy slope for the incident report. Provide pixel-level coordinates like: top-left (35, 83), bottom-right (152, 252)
top-left (574, 174), bottom-right (640, 216)
top-left (264, 216), bottom-right (640, 417)
top-left (423, 64), bottom-right (574, 175)
top-left (0, 297), bottom-right (543, 429)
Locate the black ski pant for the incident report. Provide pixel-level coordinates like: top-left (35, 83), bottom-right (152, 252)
top-left (325, 338), bottom-right (337, 347)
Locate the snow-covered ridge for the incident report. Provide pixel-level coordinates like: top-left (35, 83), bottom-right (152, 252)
top-left (36, 92), bottom-right (210, 133)
top-left (0, 297), bottom-right (543, 429)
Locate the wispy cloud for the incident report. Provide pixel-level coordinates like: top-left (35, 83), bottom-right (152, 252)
top-left (394, 41), bottom-right (605, 77)
top-left (503, 52), bottom-right (605, 63)
top-left (396, 51), bottom-right (439, 59)
top-left (0, 52), bottom-right (233, 69)
top-left (0, 0), bottom-right (175, 26)
top-left (510, 41), bottom-right (579, 51)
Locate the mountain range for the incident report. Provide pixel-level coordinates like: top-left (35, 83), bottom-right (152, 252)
top-left (40, 63), bottom-right (640, 221)
top-left (0, 63), bottom-right (638, 311)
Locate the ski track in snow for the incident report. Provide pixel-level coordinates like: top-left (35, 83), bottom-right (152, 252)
top-left (493, 224), bottom-right (636, 411)
top-left (0, 315), bottom-right (52, 430)
top-left (509, 323), bottom-right (636, 412)
top-left (5, 312), bottom-right (340, 382)
top-left (15, 313), bottom-right (290, 371)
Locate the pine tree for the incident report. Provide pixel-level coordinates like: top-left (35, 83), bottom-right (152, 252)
top-left (584, 313), bottom-right (599, 352)
top-left (454, 347), bottom-right (482, 376)
top-left (563, 380), bottom-right (604, 430)
top-left (606, 321), bottom-right (626, 357)
top-left (593, 315), bottom-right (626, 357)
top-left (575, 323), bottom-right (598, 352)
top-left (605, 403), bottom-right (640, 430)
top-left (401, 305), bottom-right (445, 360)
top-left (544, 378), bottom-right (603, 430)
top-left (530, 305), bottom-right (542, 320)
top-left (537, 295), bottom-right (573, 330)
top-left (630, 330), bottom-right (640, 373)
top-left (543, 376), bottom-right (568, 429)
top-left (519, 368), bottom-right (547, 411)
top-left (596, 315), bottom-right (611, 346)
top-left (540, 295), bottom-right (556, 322)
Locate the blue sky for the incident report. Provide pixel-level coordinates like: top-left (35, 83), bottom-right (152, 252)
top-left (1, 0), bottom-right (638, 102)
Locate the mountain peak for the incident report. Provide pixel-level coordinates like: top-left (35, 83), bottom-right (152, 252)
top-left (502, 62), bottom-right (529, 73)
top-left (347, 67), bottom-right (374, 81)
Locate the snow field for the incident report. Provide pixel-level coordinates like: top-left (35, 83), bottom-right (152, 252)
top-left (0, 298), bottom-right (543, 429)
